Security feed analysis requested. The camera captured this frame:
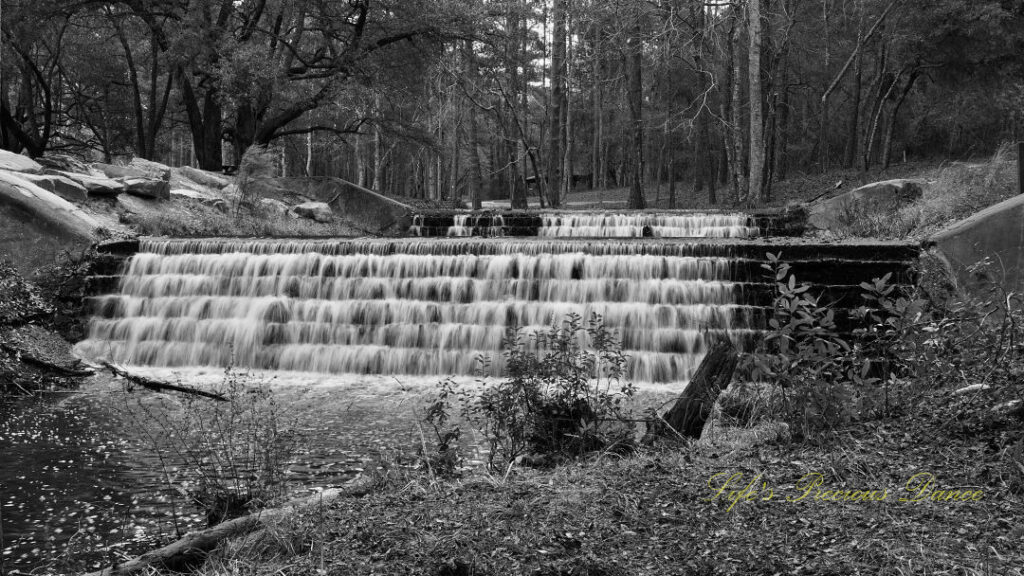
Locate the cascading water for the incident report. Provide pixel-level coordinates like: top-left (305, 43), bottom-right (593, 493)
top-left (539, 213), bottom-right (758, 238)
top-left (410, 212), bottom-right (758, 238)
top-left (78, 236), bottom-right (754, 384)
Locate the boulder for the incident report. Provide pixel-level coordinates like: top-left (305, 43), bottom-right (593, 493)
top-left (94, 163), bottom-right (147, 180)
top-left (36, 154), bottom-right (92, 174)
top-left (0, 150), bottom-right (43, 173)
top-left (290, 201), bottom-right (333, 223)
top-left (128, 158), bottom-right (172, 181)
top-left (55, 171), bottom-right (126, 197)
top-left (180, 165), bottom-right (230, 189)
top-left (202, 197), bottom-right (231, 213)
top-left (17, 173), bottom-right (88, 202)
top-left (120, 177), bottom-right (170, 201)
top-left (808, 179), bottom-right (926, 231)
top-left (0, 170), bottom-right (102, 240)
top-left (170, 188), bottom-right (214, 201)
top-left (258, 198), bottom-right (289, 215)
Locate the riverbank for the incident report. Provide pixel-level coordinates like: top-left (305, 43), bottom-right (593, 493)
top-left (184, 388), bottom-right (1023, 576)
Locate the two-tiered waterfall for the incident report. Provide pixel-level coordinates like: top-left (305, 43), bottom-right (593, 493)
top-left (79, 214), bottom-right (759, 383)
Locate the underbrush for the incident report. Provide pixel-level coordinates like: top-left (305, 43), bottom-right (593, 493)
top-left (120, 369), bottom-right (294, 526)
top-left (424, 313), bottom-right (638, 474)
top-left (0, 261), bottom-right (61, 398)
top-left (832, 143), bottom-right (1019, 239)
top-left (122, 202), bottom-right (359, 237)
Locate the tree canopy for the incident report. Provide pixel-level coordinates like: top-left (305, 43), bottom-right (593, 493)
top-left (2, 0), bottom-right (1021, 206)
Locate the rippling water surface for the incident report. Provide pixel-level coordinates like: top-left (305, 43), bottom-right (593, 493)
top-left (0, 371), bottom-right (481, 572)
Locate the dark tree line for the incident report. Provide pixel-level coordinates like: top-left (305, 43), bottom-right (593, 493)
top-left (2, 0), bottom-right (1022, 207)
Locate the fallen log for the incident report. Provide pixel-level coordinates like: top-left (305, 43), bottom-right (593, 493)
top-left (85, 474), bottom-right (379, 576)
top-left (1, 343), bottom-right (96, 377)
top-left (102, 362), bottom-right (228, 402)
top-left (644, 340), bottom-right (739, 442)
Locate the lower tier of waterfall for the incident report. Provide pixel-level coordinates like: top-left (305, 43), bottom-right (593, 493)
top-left (77, 238), bottom-right (759, 383)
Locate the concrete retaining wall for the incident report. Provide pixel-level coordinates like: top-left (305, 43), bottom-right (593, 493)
top-left (927, 193), bottom-right (1024, 294)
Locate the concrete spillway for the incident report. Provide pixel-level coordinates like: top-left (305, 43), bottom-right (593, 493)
top-left (79, 211), bottom-right (918, 384)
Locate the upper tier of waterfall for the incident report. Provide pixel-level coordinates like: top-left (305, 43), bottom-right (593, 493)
top-left (409, 212), bottom-right (760, 238)
top-left (78, 237), bottom-right (755, 384)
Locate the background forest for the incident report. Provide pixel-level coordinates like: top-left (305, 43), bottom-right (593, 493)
top-left (2, 0), bottom-right (1023, 209)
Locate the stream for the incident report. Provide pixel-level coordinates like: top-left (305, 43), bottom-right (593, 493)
top-left (0, 370), bottom-right (474, 572)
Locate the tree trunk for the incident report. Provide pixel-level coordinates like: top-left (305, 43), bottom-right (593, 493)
top-left (591, 25), bottom-right (602, 191)
top-left (748, 0), bottom-right (766, 204)
top-left (645, 340), bottom-right (739, 441)
top-left (775, 61), bottom-right (792, 181)
top-left (724, 12), bottom-right (747, 204)
top-left (882, 71), bottom-right (918, 169)
top-left (178, 70), bottom-right (224, 170)
top-left (844, 49), bottom-right (863, 169)
top-left (548, 0), bottom-right (567, 208)
top-left (626, 15), bottom-right (646, 210)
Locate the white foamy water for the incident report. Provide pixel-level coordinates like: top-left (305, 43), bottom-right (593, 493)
top-left (539, 213), bottom-right (758, 238)
top-left (78, 238), bottom-right (754, 383)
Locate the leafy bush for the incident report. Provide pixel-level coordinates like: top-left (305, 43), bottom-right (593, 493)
top-left (745, 253), bottom-right (910, 437)
top-left (748, 250), bottom-right (1024, 442)
top-left (32, 248), bottom-right (98, 341)
top-left (425, 313), bottom-right (636, 471)
top-left (0, 260), bottom-right (52, 328)
top-left (124, 369), bottom-right (294, 525)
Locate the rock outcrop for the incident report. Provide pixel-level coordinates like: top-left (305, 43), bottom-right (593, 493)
top-left (0, 150), bottom-right (43, 173)
top-left (180, 166), bottom-right (230, 189)
top-left (55, 171), bottom-right (126, 197)
top-left (290, 201), bottom-right (333, 222)
top-left (808, 179), bottom-right (926, 231)
top-left (36, 154), bottom-right (91, 174)
top-left (94, 163), bottom-right (147, 180)
top-left (17, 173), bottom-right (88, 202)
top-left (120, 177), bottom-right (170, 200)
top-left (128, 158), bottom-right (173, 181)
top-left (0, 171), bottom-right (102, 240)
top-left (258, 198), bottom-right (289, 215)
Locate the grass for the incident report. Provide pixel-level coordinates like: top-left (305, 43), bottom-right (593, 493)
top-left (119, 200), bottom-right (362, 237)
top-left (166, 381), bottom-right (1024, 576)
top-left (826, 143), bottom-right (1020, 240)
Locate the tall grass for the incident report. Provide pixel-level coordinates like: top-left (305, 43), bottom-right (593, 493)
top-left (838, 143), bottom-right (1019, 239)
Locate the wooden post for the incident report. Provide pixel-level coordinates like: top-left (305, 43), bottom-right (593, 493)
top-left (1018, 141), bottom-right (1023, 196)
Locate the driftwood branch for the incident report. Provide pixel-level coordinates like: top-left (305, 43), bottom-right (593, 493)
top-left (84, 474), bottom-right (379, 576)
top-left (0, 342), bottom-right (96, 377)
top-left (644, 340), bottom-right (739, 442)
top-left (102, 362), bottom-right (228, 401)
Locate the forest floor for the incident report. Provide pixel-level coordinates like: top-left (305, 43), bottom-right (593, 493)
top-left (183, 385), bottom-right (1024, 576)
top-left (480, 161), bottom-right (941, 211)
top-left (479, 148), bottom-right (1019, 243)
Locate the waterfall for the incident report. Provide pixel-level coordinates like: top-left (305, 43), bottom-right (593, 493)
top-left (410, 212), bottom-right (758, 238)
top-left (79, 237), bottom-right (754, 383)
top-left (539, 213), bottom-right (757, 238)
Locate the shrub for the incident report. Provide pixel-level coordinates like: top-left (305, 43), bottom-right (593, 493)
top-left (236, 144), bottom-right (281, 213)
top-left (123, 369), bottom-right (293, 525)
top-left (0, 260), bottom-right (51, 328)
top-left (745, 253), bottom-right (907, 437)
top-left (749, 250), bottom-right (1024, 441)
top-left (32, 248), bottom-right (99, 341)
top-left (425, 313), bottom-right (636, 471)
